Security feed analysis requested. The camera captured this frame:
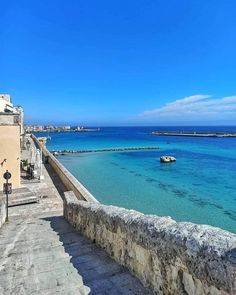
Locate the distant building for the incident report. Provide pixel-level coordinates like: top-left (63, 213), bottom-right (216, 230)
top-left (14, 106), bottom-right (24, 149)
top-left (24, 124), bottom-right (95, 133)
top-left (0, 94), bottom-right (14, 113)
top-left (63, 126), bottom-right (71, 130)
top-left (0, 95), bottom-right (23, 190)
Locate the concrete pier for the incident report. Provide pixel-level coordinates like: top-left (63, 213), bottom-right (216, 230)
top-left (151, 131), bottom-right (236, 137)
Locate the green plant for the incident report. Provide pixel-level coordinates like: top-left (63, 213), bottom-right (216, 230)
top-left (21, 159), bottom-right (28, 167)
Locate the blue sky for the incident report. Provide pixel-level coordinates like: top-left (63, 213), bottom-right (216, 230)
top-left (1, 0), bottom-right (236, 126)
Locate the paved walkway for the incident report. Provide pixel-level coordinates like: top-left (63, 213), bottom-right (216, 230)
top-left (0, 140), bottom-right (153, 295)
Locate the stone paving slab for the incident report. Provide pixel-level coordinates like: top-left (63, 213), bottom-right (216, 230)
top-left (0, 212), bottom-right (153, 295)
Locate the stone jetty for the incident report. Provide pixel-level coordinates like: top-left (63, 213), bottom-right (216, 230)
top-left (51, 146), bottom-right (160, 155)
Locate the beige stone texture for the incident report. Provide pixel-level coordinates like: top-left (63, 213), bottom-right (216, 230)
top-left (0, 125), bottom-right (21, 190)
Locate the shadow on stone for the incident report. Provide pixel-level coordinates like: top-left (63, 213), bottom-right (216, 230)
top-left (41, 215), bottom-right (153, 295)
top-left (44, 163), bottom-right (67, 200)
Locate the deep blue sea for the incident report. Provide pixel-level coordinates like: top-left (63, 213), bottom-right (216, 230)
top-left (38, 126), bottom-right (236, 233)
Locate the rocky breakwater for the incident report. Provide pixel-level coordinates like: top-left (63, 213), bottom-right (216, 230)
top-left (64, 191), bottom-right (236, 295)
top-left (51, 146), bottom-right (160, 155)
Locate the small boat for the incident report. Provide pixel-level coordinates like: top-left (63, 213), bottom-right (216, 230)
top-left (160, 156), bottom-right (176, 163)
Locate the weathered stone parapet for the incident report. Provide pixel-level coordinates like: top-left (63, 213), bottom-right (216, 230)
top-left (31, 134), bottom-right (236, 294)
top-left (32, 135), bottom-right (98, 203)
top-left (64, 191), bottom-right (236, 295)
top-left (0, 195), bottom-right (6, 228)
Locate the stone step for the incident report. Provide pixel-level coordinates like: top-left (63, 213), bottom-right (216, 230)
top-left (0, 187), bottom-right (31, 197)
top-left (12, 187), bottom-right (31, 194)
top-left (6, 187), bottom-right (39, 207)
top-left (21, 179), bottom-right (41, 185)
top-left (8, 196), bottom-right (39, 207)
top-left (9, 191), bottom-right (36, 200)
top-left (1, 187), bottom-right (34, 199)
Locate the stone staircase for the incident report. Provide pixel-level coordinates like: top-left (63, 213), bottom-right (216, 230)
top-left (0, 141), bottom-right (153, 294)
top-left (4, 187), bottom-right (39, 207)
top-left (0, 212), bottom-right (153, 295)
top-left (0, 213), bottom-right (89, 295)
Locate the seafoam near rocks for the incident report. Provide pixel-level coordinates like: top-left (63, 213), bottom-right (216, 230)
top-left (64, 191), bottom-right (236, 295)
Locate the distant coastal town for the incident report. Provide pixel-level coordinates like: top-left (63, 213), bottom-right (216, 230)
top-left (24, 125), bottom-right (100, 133)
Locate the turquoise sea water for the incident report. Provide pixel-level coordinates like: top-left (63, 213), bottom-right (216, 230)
top-left (39, 127), bottom-right (236, 233)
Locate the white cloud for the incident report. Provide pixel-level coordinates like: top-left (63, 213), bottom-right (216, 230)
top-left (141, 95), bottom-right (236, 120)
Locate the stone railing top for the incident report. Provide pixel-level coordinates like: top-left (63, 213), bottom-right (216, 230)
top-left (64, 191), bottom-right (236, 259)
top-left (32, 135), bottom-right (99, 204)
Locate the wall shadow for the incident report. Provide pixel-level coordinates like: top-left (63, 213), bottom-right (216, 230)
top-left (44, 163), bottom-right (67, 200)
top-left (41, 215), bottom-right (153, 295)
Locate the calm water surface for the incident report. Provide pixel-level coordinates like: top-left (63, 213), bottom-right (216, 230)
top-left (38, 127), bottom-right (236, 233)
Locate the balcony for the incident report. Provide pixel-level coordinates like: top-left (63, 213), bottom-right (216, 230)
top-left (0, 112), bottom-right (21, 125)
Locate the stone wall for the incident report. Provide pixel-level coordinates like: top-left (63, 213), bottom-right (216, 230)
top-left (64, 191), bottom-right (236, 295)
top-left (0, 195), bottom-right (6, 228)
top-left (0, 113), bottom-right (20, 125)
top-left (32, 135), bottom-right (98, 203)
top-left (32, 135), bottom-right (236, 294)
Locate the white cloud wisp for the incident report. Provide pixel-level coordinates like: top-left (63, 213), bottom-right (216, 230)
top-left (141, 95), bottom-right (236, 122)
